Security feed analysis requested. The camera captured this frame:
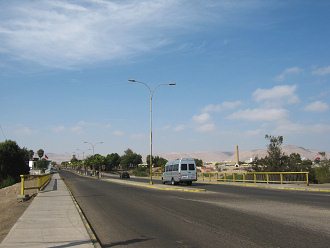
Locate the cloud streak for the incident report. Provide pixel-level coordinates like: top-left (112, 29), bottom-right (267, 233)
top-left (253, 85), bottom-right (299, 105)
top-left (0, 0), bottom-right (271, 69)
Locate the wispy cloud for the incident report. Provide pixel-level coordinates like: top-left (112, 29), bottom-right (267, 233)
top-left (192, 113), bottom-right (210, 124)
top-left (14, 125), bottom-right (35, 136)
top-left (228, 108), bottom-right (288, 122)
top-left (304, 101), bottom-right (329, 112)
top-left (0, 0), bottom-right (270, 69)
top-left (193, 112), bottom-right (215, 133)
top-left (275, 121), bottom-right (330, 134)
top-left (196, 123), bottom-right (215, 133)
top-left (312, 66), bottom-right (330, 76)
top-left (253, 85), bottom-right (299, 105)
top-left (174, 124), bottom-right (186, 132)
top-left (202, 101), bottom-right (241, 112)
top-left (113, 130), bottom-right (125, 136)
top-left (52, 125), bottom-right (65, 133)
top-left (275, 67), bottom-right (303, 81)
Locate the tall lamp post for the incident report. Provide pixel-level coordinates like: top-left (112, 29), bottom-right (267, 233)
top-left (128, 79), bottom-right (176, 185)
top-left (83, 141), bottom-right (104, 176)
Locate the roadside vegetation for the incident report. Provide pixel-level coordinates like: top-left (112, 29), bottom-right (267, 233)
top-left (62, 134), bottom-right (330, 184)
top-left (252, 135), bottom-right (330, 184)
top-left (0, 140), bottom-right (30, 188)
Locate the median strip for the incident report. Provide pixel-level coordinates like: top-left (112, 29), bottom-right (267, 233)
top-left (103, 178), bottom-right (206, 193)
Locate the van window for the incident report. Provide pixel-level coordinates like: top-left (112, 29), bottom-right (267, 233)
top-left (173, 164), bottom-right (179, 171)
top-left (181, 164), bottom-right (187, 170)
top-left (169, 165), bottom-right (173, 171)
top-left (189, 164), bottom-right (195, 170)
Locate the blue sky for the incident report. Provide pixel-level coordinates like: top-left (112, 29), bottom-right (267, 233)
top-left (1, 0), bottom-right (330, 157)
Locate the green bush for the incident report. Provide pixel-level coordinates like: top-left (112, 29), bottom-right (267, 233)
top-left (0, 176), bottom-right (17, 189)
top-left (132, 167), bottom-right (148, 177)
top-left (314, 165), bottom-right (330, 184)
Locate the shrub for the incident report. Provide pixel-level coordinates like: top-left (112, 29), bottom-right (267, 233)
top-left (0, 176), bottom-right (16, 189)
top-left (314, 165), bottom-right (330, 184)
top-left (132, 167), bottom-right (148, 177)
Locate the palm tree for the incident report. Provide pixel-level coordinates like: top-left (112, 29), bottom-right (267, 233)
top-left (37, 149), bottom-right (44, 160)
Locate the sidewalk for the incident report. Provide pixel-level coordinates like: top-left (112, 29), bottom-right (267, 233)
top-left (197, 180), bottom-right (330, 192)
top-left (0, 173), bottom-right (95, 248)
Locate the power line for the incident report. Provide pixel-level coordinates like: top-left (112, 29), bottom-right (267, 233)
top-left (0, 124), bottom-right (7, 140)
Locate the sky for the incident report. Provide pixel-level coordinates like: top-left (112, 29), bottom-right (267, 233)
top-left (1, 0), bottom-right (330, 158)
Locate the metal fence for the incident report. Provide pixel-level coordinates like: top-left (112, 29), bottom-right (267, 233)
top-left (198, 172), bottom-right (309, 186)
top-left (20, 173), bottom-right (52, 196)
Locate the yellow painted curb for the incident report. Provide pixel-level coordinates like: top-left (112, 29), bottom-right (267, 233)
top-left (104, 178), bottom-right (206, 193)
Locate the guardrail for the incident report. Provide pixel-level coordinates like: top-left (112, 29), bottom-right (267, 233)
top-left (198, 172), bottom-right (309, 186)
top-left (20, 173), bottom-right (52, 196)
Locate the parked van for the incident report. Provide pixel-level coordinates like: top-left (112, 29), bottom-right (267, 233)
top-left (162, 158), bottom-right (197, 185)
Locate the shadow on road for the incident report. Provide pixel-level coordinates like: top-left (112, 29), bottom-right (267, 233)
top-left (103, 237), bottom-right (153, 247)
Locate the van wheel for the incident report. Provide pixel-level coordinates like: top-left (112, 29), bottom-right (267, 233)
top-left (171, 178), bottom-right (175, 185)
top-left (162, 178), bottom-right (166, 184)
top-left (187, 181), bottom-right (192, 186)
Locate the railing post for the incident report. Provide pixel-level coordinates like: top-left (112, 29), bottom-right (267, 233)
top-left (266, 173), bottom-right (269, 184)
top-left (233, 173), bottom-right (236, 182)
top-left (280, 173), bottom-right (283, 184)
top-left (243, 173), bottom-right (246, 183)
top-left (306, 172), bottom-right (309, 186)
top-left (224, 173), bottom-right (227, 182)
top-left (254, 173), bottom-right (256, 184)
top-left (20, 175), bottom-right (25, 196)
top-left (209, 173), bottom-right (211, 182)
top-left (37, 176), bottom-right (41, 192)
top-left (203, 173), bottom-right (204, 181)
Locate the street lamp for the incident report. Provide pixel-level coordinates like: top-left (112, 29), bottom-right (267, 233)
top-left (128, 79), bottom-right (176, 185)
top-left (83, 141), bottom-right (104, 176)
top-left (83, 141), bottom-right (104, 155)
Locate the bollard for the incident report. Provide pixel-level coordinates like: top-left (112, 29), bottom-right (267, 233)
top-left (243, 173), bottom-right (246, 183)
top-left (20, 175), bottom-right (25, 196)
top-left (254, 173), bottom-right (256, 184)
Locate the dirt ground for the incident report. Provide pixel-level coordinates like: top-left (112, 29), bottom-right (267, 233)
top-left (0, 183), bottom-right (34, 242)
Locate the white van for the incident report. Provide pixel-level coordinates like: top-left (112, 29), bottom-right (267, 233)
top-left (162, 158), bottom-right (197, 185)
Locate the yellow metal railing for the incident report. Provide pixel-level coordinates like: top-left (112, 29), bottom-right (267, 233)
top-left (198, 171), bottom-right (309, 186)
top-left (20, 174), bottom-right (52, 196)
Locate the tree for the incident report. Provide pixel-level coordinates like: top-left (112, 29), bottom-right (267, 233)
top-left (71, 155), bottom-right (78, 163)
top-left (120, 149), bottom-right (142, 170)
top-left (35, 159), bottom-right (49, 171)
top-left (28, 150), bottom-right (34, 160)
top-left (105, 153), bottom-right (121, 171)
top-left (37, 149), bottom-right (44, 160)
top-left (194, 159), bottom-right (203, 167)
top-left (0, 140), bottom-right (30, 182)
top-left (255, 134), bottom-right (287, 171)
top-left (146, 155), bottom-right (167, 168)
top-left (85, 154), bottom-right (105, 171)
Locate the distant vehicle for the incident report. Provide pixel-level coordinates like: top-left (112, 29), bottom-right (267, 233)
top-left (162, 158), bottom-right (197, 185)
top-left (120, 171), bottom-right (130, 179)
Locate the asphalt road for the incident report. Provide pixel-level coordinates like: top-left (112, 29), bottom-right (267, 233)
top-left (61, 170), bottom-right (330, 248)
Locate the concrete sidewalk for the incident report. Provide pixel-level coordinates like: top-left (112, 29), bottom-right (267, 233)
top-left (0, 173), bottom-right (95, 248)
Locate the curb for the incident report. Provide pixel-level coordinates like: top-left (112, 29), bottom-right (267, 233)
top-left (103, 178), bottom-right (206, 193)
top-left (196, 181), bottom-right (330, 193)
top-left (61, 175), bottom-right (102, 248)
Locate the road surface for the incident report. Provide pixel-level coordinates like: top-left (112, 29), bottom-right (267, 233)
top-left (61, 170), bottom-right (330, 248)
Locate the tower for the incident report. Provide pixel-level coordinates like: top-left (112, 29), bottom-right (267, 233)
top-left (235, 145), bottom-right (239, 167)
